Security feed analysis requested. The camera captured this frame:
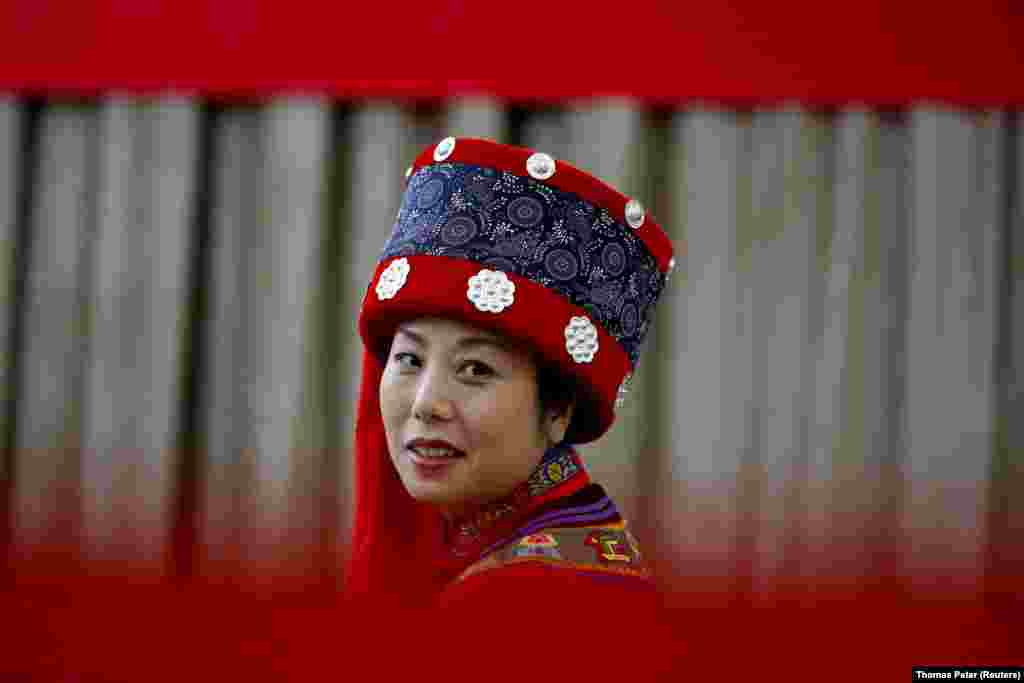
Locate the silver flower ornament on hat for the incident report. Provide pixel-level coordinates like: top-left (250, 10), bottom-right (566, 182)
top-left (624, 199), bottom-right (646, 230)
top-left (467, 269), bottom-right (516, 313)
top-left (375, 257), bottom-right (410, 300)
top-left (434, 137), bottom-right (456, 162)
top-left (526, 152), bottom-right (556, 180)
top-left (564, 316), bottom-right (599, 363)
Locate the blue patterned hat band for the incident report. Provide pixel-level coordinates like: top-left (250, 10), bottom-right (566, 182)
top-left (382, 156), bottom-right (671, 368)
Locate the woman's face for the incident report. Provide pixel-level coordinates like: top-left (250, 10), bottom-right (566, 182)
top-left (379, 317), bottom-right (563, 517)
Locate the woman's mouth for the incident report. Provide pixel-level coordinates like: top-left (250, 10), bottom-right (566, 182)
top-left (407, 447), bottom-right (464, 479)
top-left (406, 438), bottom-right (467, 459)
top-left (407, 446), bottom-right (465, 462)
top-left (412, 446), bottom-right (461, 457)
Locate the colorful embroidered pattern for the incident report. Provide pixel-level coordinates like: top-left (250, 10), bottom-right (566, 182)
top-left (584, 530), bottom-right (634, 564)
top-left (521, 533), bottom-right (559, 547)
top-left (382, 163), bottom-right (668, 368)
top-left (527, 447), bottom-right (581, 496)
top-left (445, 446), bottom-right (585, 559)
top-left (511, 533), bottom-right (562, 560)
top-left (455, 522), bottom-right (651, 584)
top-left (479, 493), bottom-right (619, 559)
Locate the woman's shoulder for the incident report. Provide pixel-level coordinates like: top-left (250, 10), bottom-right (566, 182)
top-left (454, 522), bottom-right (652, 584)
top-left (448, 483), bottom-right (654, 591)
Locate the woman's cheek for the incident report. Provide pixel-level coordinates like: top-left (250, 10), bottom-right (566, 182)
top-left (379, 379), bottom-right (406, 426)
top-left (464, 393), bottom-right (501, 434)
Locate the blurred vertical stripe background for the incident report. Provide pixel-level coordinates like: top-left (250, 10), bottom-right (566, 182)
top-left (0, 98), bottom-right (1020, 601)
top-left (1, 1), bottom-right (1023, 617)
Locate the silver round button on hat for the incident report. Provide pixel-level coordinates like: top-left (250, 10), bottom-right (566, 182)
top-left (434, 137), bottom-right (456, 162)
top-left (526, 152), bottom-right (556, 180)
top-left (624, 199), bottom-right (646, 229)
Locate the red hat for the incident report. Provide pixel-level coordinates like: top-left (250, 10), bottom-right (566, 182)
top-left (359, 137), bottom-right (675, 444)
top-left (347, 137), bottom-right (675, 599)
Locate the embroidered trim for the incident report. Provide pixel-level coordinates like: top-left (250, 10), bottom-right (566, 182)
top-left (464, 554), bottom-right (650, 580)
top-left (526, 447), bottom-right (581, 496)
top-left (479, 497), bottom-right (618, 559)
top-left (454, 522), bottom-right (651, 584)
top-left (444, 446), bottom-right (587, 559)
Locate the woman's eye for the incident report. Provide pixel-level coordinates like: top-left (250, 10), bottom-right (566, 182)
top-left (460, 361), bottom-right (494, 378)
top-left (393, 352), bottom-right (420, 369)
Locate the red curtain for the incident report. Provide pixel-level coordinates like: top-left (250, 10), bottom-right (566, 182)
top-left (1, 0), bottom-right (1021, 105)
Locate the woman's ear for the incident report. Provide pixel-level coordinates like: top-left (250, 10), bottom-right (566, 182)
top-left (547, 400), bottom-right (575, 445)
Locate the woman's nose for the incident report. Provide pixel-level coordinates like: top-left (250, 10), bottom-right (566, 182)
top-left (411, 369), bottom-right (454, 422)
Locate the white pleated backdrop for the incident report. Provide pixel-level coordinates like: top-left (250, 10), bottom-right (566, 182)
top-left (0, 98), bottom-right (1020, 594)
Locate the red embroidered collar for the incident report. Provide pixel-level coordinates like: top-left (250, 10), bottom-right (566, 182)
top-left (439, 446), bottom-right (591, 563)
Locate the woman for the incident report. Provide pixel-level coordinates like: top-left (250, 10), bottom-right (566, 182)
top-left (346, 137), bottom-right (675, 610)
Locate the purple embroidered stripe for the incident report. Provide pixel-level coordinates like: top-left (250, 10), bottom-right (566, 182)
top-left (512, 507), bottom-right (617, 541)
top-left (527, 496), bottom-right (614, 529)
top-left (480, 498), bottom-right (616, 557)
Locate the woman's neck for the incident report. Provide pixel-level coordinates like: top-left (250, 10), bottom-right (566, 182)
top-left (440, 443), bottom-right (575, 530)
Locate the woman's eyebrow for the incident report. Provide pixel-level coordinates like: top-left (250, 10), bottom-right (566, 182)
top-left (396, 326), bottom-right (509, 353)
top-left (395, 326), bottom-right (426, 346)
top-left (455, 336), bottom-right (510, 353)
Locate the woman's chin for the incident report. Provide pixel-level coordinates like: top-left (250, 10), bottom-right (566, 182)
top-left (400, 469), bottom-right (464, 505)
